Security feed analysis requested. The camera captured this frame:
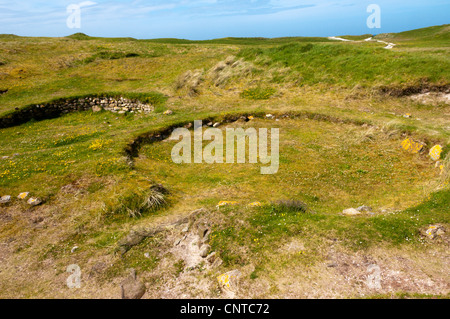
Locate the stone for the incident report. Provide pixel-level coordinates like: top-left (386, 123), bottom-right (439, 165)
top-left (429, 145), bottom-right (443, 161)
top-left (216, 201), bottom-right (238, 208)
top-left (199, 244), bottom-right (211, 258)
top-left (27, 197), bottom-right (42, 206)
top-left (121, 269), bottom-right (146, 299)
top-left (0, 195), bottom-right (11, 204)
top-left (163, 110), bottom-right (173, 115)
top-left (197, 223), bottom-right (211, 244)
top-left (424, 225), bottom-right (445, 239)
top-left (356, 205), bottom-right (372, 213)
top-left (248, 202), bottom-right (262, 207)
top-left (92, 105), bottom-right (102, 112)
top-left (217, 270), bottom-right (241, 297)
top-left (17, 192), bottom-right (29, 200)
top-left (206, 252), bottom-right (217, 264)
top-left (342, 208), bottom-right (361, 216)
top-left (174, 235), bottom-right (187, 246)
top-left (266, 114), bottom-right (274, 119)
top-left (401, 138), bottom-right (424, 154)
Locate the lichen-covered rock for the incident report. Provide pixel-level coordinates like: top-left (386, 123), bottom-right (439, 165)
top-left (217, 270), bottom-right (241, 297)
top-left (342, 208), bottom-right (361, 216)
top-left (27, 197), bottom-right (42, 206)
top-left (0, 195), bottom-right (11, 204)
top-left (17, 192), bottom-right (29, 200)
top-left (424, 225), bottom-right (446, 239)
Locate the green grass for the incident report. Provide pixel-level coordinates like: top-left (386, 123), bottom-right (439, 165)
top-left (375, 24), bottom-right (450, 46)
top-left (210, 188), bottom-right (449, 270)
top-left (238, 42), bottom-right (450, 86)
top-left (240, 87), bottom-right (276, 100)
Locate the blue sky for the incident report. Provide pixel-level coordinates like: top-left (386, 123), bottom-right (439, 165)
top-left (0, 0), bottom-right (449, 39)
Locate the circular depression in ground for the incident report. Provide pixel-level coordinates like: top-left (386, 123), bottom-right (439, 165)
top-left (135, 117), bottom-right (441, 214)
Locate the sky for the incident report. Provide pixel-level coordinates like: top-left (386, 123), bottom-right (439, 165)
top-left (0, 0), bottom-right (449, 39)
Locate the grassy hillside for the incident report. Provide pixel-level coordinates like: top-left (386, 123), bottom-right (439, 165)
top-left (0, 25), bottom-right (449, 299)
top-left (375, 24), bottom-right (450, 47)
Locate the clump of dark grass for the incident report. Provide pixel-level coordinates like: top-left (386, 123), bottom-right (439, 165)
top-left (273, 200), bottom-right (309, 213)
top-left (80, 51), bottom-right (141, 64)
top-left (103, 186), bottom-right (168, 218)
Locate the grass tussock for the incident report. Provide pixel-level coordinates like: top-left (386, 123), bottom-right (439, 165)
top-left (208, 56), bottom-right (254, 88)
top-left (174, 69), bottom-right (204, 96)
top-left (102, 186), bottom-right (168, 218)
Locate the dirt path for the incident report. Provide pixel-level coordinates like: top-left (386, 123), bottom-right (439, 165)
top-left (328, 36), bottom-right (396, 49)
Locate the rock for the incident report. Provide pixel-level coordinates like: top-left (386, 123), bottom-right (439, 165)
top-left (199, 244), bottom-right (211, 258)
top-left (217, 270), bottom-right (241, 297)
top-left (174, 235), bottom-right (187, 246)
top-left (197, 223), bottom-right (211, 245)
top-left (401, 138), bottom-right (424, 154)
top-left (424, 225), bottom-right (445, 239)
top-left (92, 105), bottom-right (102, 112)
top-left (248, 202), bottom-right (262, 207)
top-left (163, 110), bottom-right (173, 115)
top-left (27, 197), bottom-right (42, 206)
top-left (206, 252), bottom-right (217, 264)
top-left (0, 195), bottom-right (11, 204)
top-left (216, 201), bottom-right (238, 208)
top-left (356, 205), bottom-right (372, 213)
top-left (342, 208), bottom-right (361, 216)
top-left (429, 145), bottom-right (443, 161)
top-left (266, 114), bottom-right (274, 119)
top-left (121, 269), bottom-right (146, 299)
top-left (17, 192), bottom-right (29, 200)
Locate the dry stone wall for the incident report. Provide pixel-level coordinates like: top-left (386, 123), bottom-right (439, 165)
top-left (0, 96), bottom-right (154, 129)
